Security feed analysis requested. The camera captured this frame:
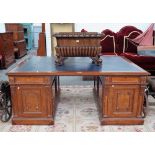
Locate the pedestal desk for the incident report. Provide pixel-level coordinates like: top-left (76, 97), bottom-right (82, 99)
top-left (8, 56), bottom-right (149, 125)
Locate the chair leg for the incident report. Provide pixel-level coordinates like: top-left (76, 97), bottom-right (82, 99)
top-left (94, 76), bottom-right (96, 88)
top-left (54, 76), bottom-right (57, 93)
top-left (96, 76), bottom-right (99, 93)
top-left (143, 88), bottom-right (149, 118)
top-left (57, 76), bottom-right (60, 91)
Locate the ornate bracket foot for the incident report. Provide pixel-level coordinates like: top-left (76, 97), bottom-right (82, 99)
top-left (91, 55), bottom-right (102, 66)
top-left (55, 55), bottom-right (64, 66)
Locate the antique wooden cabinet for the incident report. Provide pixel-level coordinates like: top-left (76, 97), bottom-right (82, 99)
top-left (5, 23), bottom-right (27, 59)
top-left (97, 75), bottom-right (147, 125)
top-left (0, 32), bottom-right (15, 69)
top-left (9, 75), bottom-right (56, 125)
top-left (51, 23), bottom-right (75, 55)
top-left (22, 23), bottom-right (34, 50)
top-left (14, 40), bottom-right (27, 58)
top-left (54, 32), bottom-right (103, 65)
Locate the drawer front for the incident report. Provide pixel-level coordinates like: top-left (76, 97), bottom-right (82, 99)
top-left (57, 38), bottom-right (101, 46)
top-left (110, 76), bottom-right (139, 84)
top-left (10, 76), bottom-right (53, 84)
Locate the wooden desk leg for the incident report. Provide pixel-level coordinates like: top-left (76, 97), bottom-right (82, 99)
top-left (55, 76), bottom-right (58, 93)
top-left (54, 76), bottom-right (60, 93)
top-left (57, 76), bottom-right (60, 91)
top-left (97, 76), bottom-right (99, 93)
top-left (94, 76), bottom-right (96, 88)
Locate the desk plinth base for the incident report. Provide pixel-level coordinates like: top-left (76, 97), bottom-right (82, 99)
top-left (12, 118), bottom-right (54, 125)
top-left (100, 118), bottom-right (144, 125)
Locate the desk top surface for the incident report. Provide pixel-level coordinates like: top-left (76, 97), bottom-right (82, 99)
top-left (8, 56), bottom-right (149, 76)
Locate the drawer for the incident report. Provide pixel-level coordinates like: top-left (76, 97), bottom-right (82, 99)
top-left (111, 76), bottom-right (139, 84)
top-left (10, 76), bottom-right (54, 84)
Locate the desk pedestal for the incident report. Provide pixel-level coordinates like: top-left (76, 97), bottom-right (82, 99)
top-left (96, 76), bottom-right (146, 125)
top-left (9, 76), bottom-right (57, 125)
top-left (9, 75), bottom-right (146, 125)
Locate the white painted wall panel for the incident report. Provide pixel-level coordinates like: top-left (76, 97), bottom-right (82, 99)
top-left (45, 23), bottom-right (52, 56)
top-left (75, 23), bottom-right (151, 32)
top-left (33, 26), bottom-right (42, 48)
top-left (0, 23), bottom-right (5, 32)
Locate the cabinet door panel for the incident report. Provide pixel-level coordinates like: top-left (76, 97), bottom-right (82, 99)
top-left (16, 86), bottom-right (51, 117)
top-left (108, 85), bottom-right (139, 117)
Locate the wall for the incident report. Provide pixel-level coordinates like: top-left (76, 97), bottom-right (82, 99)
top-left (41, 23), bottom-right (153, 56)
top-left (33, 26), bottom-right (42, 48)
top-left (50, 23), bottom-right (74, 55)
top-left (0, 23), bottom-right (5, 32)
top-left (45, 23), bottom-right (52, 56)
top-left (75, 23), bottom-right (151, 32)
top-left (33, 23), bottom-right (51, 56)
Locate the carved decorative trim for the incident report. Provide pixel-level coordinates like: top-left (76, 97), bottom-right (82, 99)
top-left (123, 31), bottom-right (142, 53)
top-left (100, 35), bottom-right (117, 55)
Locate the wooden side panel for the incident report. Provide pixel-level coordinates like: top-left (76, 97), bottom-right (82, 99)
top-left (14, 40), bottom-right (27, 58)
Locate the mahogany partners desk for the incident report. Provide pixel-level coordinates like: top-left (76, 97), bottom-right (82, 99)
top-left (8, 56), bottom-right (149, 125)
